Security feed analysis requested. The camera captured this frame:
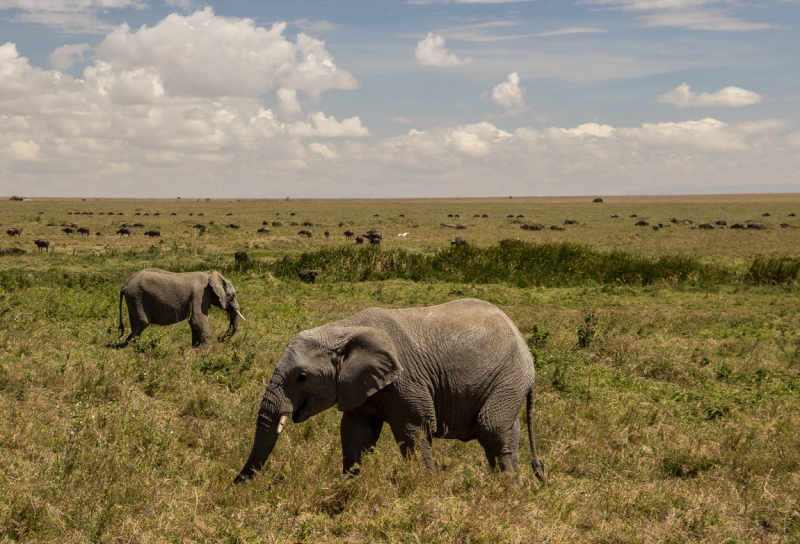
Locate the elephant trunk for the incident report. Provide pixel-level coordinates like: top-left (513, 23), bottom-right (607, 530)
top-left (219, 302), bottom-right (241, 342)
top-left (235, 387), bottom-right (289, 483)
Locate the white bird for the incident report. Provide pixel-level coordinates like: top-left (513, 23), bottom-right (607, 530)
top-left (398, 233), bottom-right (410, 237)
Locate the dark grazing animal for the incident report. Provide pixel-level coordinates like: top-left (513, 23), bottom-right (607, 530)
top-left (451, 237), bottom-right (467, 246)
top-left (257, 227), bottom-right (270, 233)
top-left (144, 230), bottom-right (161, 237)
top-left (116, 228), bottom-right (131, 236)
top-left (77, 227), bottom-right (91, 235)
top-left (234, 251), bottom-right (249, 262)
top-left (34, 239), bottom-right (50, 252)
top-left (6, 228), bottom-right (22, 236)
top-left (62, 227), bottom-right (75, 234)
top-left (298, 269), bottom-right (319, 283)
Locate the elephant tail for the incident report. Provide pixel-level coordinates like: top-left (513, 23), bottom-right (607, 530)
top-left (118, 291), bottom-right (125, 338)
top-left (526, 387), bottom-right (545, 482)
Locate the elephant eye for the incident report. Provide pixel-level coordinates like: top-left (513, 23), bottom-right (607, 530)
top-left (297, 372), bottom-right (308, 383)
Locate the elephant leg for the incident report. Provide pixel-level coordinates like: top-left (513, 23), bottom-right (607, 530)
top-left (123, 300), bottom-right (149, 346)
top-left (189, 311), bottom-right (211, 347)
top-left (391, 422), bottom-right (434, 472)
top-left (477, 417), bottom-right (521, 473)
top-left (340, 412), bottom-right (384, 474)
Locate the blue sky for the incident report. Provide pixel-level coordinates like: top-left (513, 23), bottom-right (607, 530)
top-left (0, 0), bottom-right (798, 197)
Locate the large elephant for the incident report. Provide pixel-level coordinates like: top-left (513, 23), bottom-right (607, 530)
top-left (118, 268), bottom-right (244, 347)
top-left (236, 298), bottom-right (544, 482)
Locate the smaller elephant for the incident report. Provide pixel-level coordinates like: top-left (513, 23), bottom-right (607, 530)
top-left (118, 268), bottom-right (245, 347)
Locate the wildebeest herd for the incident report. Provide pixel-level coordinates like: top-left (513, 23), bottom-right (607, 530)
top-left (2, 201), bottom-right (796, 259)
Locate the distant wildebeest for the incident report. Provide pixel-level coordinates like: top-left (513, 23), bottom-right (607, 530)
top-left (298, 269), bottom-right (318, 283)
top-left (6, 228), bottom-right (22, 236)
top-left (730, 223), bottom-right (745, 229)
top-left (715, 220), bottom-right (727, 226)
top-left (440, 223), bottom-right (455, 228)
top-left (133, 223), bottom-right (145, 228)
top-left (226, 224), bottom-right (241, 229)
top-left (369, 236), bottom-right (380, 244)
top-left (506, 214), bottom-right (514, 218)
top-left (257, 227), bottom-right (270, 234)
top-left (289, 221), bottom-right (300, 226)
top-left (550, 225), bottom-right (566, 231)
top-left (747, 222), bottom-right (767, 230)
top-left (120, 222), bottom-right (133, 228)
top-left (193, 224), bottom-right (206, 229)
top-left (630, 214), bottom-right (638, 218)
top-left (762, 213), bottom-right (770, 217)
top-left (399, 214), bottom-right (405, 217)
top-left (324, 231), bottom-right (330, 238)
top-left (455, 224), bottom-right (467, 230)
top-left (77, 227), bottom-right (91, 235)
top-left (789, 213), bottom-right (796, 217)
top-left (197, 213), bottom-right (204, 216)
top-left (451, 237), bottom-right (467, 246)
top-left (144, 230), bottom-right (161, 237)
top-left (272, 221), bottom-right (283, 227)
top-left (135, 212), bottom-right (141, 216)
top-left (355, 235), bottom-right (364, 244)
top-left (517, 215), bottom-right (524, 218)
top-left (447, 214), bottom-right (453, 218)
top-left (611, 214), bottom-right (619, 219)
top-left (302, 221), bottom-right (314, 227)
top-left (298, 229), bottom-right (313, 238)
top-left (143, 213), bottom-right (150, 216)
top-left (683, 219), bottom-right (693, 225)
top-left (374, 214), bottom-right (380, 217)
top-left (234, 251), bottom-right (248, 262)
top-left (344, 229), bottom-right (354, 239)
top-left (116, 228), bottom-right (131, 236)
top-left (473, 214), bottom-right (480, 218)
top-left (593, 197), bottom-right (604, 203)
top-left (521, 223), bottom-right (545, 231)
top-left (226, 212), bottom-right (233, 216)
top-left (262, 220), bottom-right (270, 225)
top-left (697, 223), bottom-right (714, 230)
top-left (564, 219), bottom-right (579, 225)
top-left (62, 227), bottom-right (75, 234)
top-left (0, 247), bottom-right (26, 255)
top-left (68, 222), bottom-right (79, 228)
top-left (482, 214), bottom-right (488, 218)
top-left (652, 225), bottom-right (660, 231)
top-left (153, 213), bottom-right (160, 216)
top-left (635, 220), bottom-right (649, 227)
top-left (34, 239), bottom-right (50, 252)
top-left (290, 212), bottom-right (295, 216)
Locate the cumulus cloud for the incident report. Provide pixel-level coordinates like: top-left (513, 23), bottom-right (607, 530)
top-left (658, 83), bottom-right (762, 108)
top-left (47, 43), bottom-right (91, 70)
top-left (491, 72), bottom-right (527, 115)
top-left (95, 8), bottom-right (358, 100)
top-left (414, 33), bottom-right (471, 67)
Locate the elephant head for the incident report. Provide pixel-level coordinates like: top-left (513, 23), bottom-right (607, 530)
top-left (235, 326), bottom-right (403, 482)
top-left (208, 271), bottom-right (244, 341)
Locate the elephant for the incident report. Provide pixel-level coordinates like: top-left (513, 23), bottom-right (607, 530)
top-left (118, 268), bottom-right (244, 347)
top-left (235, 298), bottom-right (544, 483)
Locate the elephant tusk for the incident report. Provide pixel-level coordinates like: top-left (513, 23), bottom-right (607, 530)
top-left (277, 414), bottom-right (288, 434)
top-left (236, 310), bottom-right (246, 321)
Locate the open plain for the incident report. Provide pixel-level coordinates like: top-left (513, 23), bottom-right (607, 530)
top-left (1, 194), bottom-right (800, 542)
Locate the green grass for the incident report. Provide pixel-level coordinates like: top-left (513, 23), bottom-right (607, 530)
top-left (1, 196), bottom-right (800, 542)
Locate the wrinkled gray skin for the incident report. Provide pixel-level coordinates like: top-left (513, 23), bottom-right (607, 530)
top-left (236, 298), bottom-right (544, 483)
top-left (118, 268), bottom-right (242, 347)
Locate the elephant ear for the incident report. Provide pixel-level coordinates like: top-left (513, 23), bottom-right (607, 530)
top-left (336, 327), bottom-right (403, 412)
top-left (208, 271), bottom-right (230, 308)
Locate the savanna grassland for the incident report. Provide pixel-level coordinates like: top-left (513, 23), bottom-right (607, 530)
top-left (1, 194), bottom-right (800, 543)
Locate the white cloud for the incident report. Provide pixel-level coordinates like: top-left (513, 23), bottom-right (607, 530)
top-left (288, 112), bottom-right (371, 138)
top-left (414, 33), bottom-right (472, 67)
top-left (658, 83), bottom-right (762, 108)
top-left (95, 9), bottom-right (358, 100)
top-left (47, 43), bottom-right (90, 70)
top-left (491, 72), bottom-right (527, 115)
top-left (586, 0), bottom-right (773, 31)
top-left (308, 142), bottom-right (339, 159)
top-left (392, 116), bottom-right (413, 124)
top-left (293, 19), bottom-right (339, 33)
top-left (0, 0), bottom-right (146, 33)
